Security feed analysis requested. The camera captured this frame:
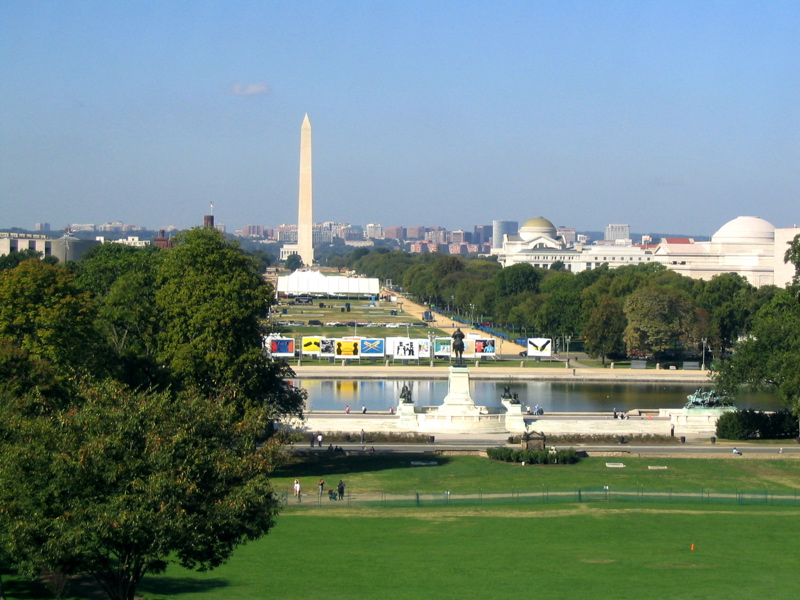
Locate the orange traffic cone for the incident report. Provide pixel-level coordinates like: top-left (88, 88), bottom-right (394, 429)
top-left (690, 544), bottom-right (695, 551)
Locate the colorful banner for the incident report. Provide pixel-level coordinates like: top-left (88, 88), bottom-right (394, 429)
top-left (320, 338), bottom-right (336, 357)
top-left (527, 337), bottom-right (553, 357)
top-left (334, 338), bottom-right (361, 358)
top-left (474, 338), bottom-right (496, 356)
top-left (389, 337), bottom-right (418, 359)
top-left (359, 338), bottom-right (385, 357)
top-left (434, 338), bottom-right (452, 357)
top-left (268, 337), bottom-right (295, 358)
top-left (301, 336), bottom-right (322, 356)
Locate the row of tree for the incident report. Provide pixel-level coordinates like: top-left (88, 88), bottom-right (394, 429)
top-left (350, 249), bottom-right (781, 363)
top-left (0, 228), bottom-right (305, 600)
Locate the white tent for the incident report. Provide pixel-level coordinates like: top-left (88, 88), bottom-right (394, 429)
top-left (276, 270), bottom-right (380, 297)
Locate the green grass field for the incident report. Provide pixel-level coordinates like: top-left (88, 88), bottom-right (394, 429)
top-left (5, 455), bottom-right (800, 600)
top-left (271, 453), bottom-right (800, 496)
top-left (138, 505), bottom-right (800, 600)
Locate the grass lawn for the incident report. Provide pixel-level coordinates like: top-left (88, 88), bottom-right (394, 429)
top-left (137, 505), bottom-right (800, 600)
top-left (271, 453), bottom-right (800, 496)
top-left (5, 455), bottom-right (800, 600)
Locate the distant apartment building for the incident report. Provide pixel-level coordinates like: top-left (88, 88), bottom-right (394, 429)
top-left (365, 223), bottom-right (384, 239)
top-left (449, 230), bottom-right (470, 244)
top-left (277, 225), bottom-right (298, 243)
top-left (473, 225), bottom-right (492, 245)
top-left (241, 225), bottom-right (265, 237)
top-left (425, 227), bottom-right (447, 244)
top-left (492, 220), bottom-right (518, 249)
top-left (35, 222), bottom-right (50, 232)
top-left (384, 226), bottom-right (407, 240)
top-left (96, 236), bottom-right (150, 247)
top-left (605, 224), bottom-right (631, 241)
top-left (69, 223), bottom-right (96, 232)
top-left (406, 226), bottom-right (426, 239)
top-left (557, 227), bottom-right (577, 245)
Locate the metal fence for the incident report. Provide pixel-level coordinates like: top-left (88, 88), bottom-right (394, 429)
top-left (280, 487), bottom-right (800, 509)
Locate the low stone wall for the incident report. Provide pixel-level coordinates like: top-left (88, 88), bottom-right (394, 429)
top-left (299, 413), bottom-right (690, 437)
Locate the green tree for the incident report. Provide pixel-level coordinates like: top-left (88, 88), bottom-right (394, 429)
top-left (0, 379), bottom-right (286, 600)
top-left (154, 228), bottom-right (302, 411)
top-left (623, 286), bottom-right (697, 358)
top-left (583, 296), bottom-right (626, 365)
top-left (0, 248), bottom-right (58, 271)
top-left (715, 289), bottom-right (800, 431)
top-left (284, 253), bottom-right (303, 271)
top-left (695, 273), bottom-right (755, 358)
top-left (0, 260), bottom-right (99, 375)
top-left (785, 233), bottom-right (800, 287)
top-left (75, 244), bottom-right (163, 388)
top-left (494, 263), bottom-right (542, 296)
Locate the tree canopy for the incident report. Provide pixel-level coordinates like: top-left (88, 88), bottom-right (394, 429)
top-left (0, 228), bottom-right (305, 600)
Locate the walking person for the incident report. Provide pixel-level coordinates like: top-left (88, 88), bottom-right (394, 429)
top-left (360, 429), bottom-right (365, 444)
top-left (293, 479), bottom-right (301, 501)
top-left (317, 433), bottom-right (323, 447)
top-left (318, 478), bottom-right (325, 495)
top-left (337, 480), bottom-right (345, 500)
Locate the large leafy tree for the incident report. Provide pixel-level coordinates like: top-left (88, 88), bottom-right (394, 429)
top-left (715, 244), bottom-right (800, 428)
top-left (583, 296), bottom-right (626, 365)
top-left (0, 260), bottom-right (99, 375)
top-left (0, 229), bottom-right (305, 600)
top-left (154, 228), bottom-right (305, 414)
top-left (75, 244), bottom-right (163, 388)
top-left (714, 289), bottom-right (800, 430)
top-left (0, 378), bottom-right (285, 600)
top-left (623, 285), bottom-right (698, 358)
top-left (695, 273), bottom-right (755, 358)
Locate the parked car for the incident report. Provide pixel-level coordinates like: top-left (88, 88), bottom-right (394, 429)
top-left (308, 320), bottom-right (323, 326)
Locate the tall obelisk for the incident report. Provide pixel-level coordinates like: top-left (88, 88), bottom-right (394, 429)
top-left (296, 114), bottom-right (314, 267)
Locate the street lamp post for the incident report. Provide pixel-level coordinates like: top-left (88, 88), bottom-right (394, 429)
top-left (701, 338), bottom-right (707, 371)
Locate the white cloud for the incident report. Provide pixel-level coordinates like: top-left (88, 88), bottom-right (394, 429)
top-left (230, 82), bottom-right (270, 97)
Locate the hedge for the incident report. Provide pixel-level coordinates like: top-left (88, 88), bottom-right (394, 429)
top-left (716, 409), bottom-right (798, 440)
top-left (486, 447), bottom-right (579, 464)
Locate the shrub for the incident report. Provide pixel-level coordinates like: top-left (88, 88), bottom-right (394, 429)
top-left (486, 447), bottom-right (579, 465)
top-left (716, 409), bottom-right (799, 440)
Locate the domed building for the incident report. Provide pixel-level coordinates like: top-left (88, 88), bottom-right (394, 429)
top-left (495, 214), bottom-right (799, 288)
top-left (654, 216), bottom-right (799, 287)
top-left (497, 215), bottom-right (656, 271)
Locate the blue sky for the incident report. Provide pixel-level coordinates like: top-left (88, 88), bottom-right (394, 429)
top-left (2, 1), bottom-right (798, 236)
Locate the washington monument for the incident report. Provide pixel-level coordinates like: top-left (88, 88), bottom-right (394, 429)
top-left (296, 114), bottom-right (314, 266)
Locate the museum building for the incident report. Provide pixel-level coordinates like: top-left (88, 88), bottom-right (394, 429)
top-left (495, 215), bottom-right (799, 288)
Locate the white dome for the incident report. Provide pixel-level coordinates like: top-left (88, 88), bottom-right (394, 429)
top-left (519, 217), bottom-right (557, 241)
top-left (712, 216), bottom-right (775, 244)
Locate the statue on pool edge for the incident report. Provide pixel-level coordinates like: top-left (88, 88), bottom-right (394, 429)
top-left (451, 328), bottom-right (465, 365)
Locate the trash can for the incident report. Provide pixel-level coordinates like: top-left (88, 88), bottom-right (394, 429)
top-left (710, 436), bottom-right (716, 444)
top-left (680, 436), bottom-right (686, 444)
top-left (428, 435), bottom-right (435, 443)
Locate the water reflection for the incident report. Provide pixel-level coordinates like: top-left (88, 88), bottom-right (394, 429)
top-left (293, 379), bottom-right (779, 413)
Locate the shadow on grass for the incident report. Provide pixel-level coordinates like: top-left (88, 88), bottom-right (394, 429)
top-left (137, 576), bottom-right (230, 598)
top-left (275, 452), bottom-right (452, 479)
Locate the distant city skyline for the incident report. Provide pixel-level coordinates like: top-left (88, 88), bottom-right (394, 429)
top-left (2, 2), bottom-right (798, 235)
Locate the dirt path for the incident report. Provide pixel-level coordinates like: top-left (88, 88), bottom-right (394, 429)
top-left (393, 291), bottom-right (528, 356)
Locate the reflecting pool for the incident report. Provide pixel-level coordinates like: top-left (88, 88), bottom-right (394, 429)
top-left (293, 379), bottom-right (780, 413)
